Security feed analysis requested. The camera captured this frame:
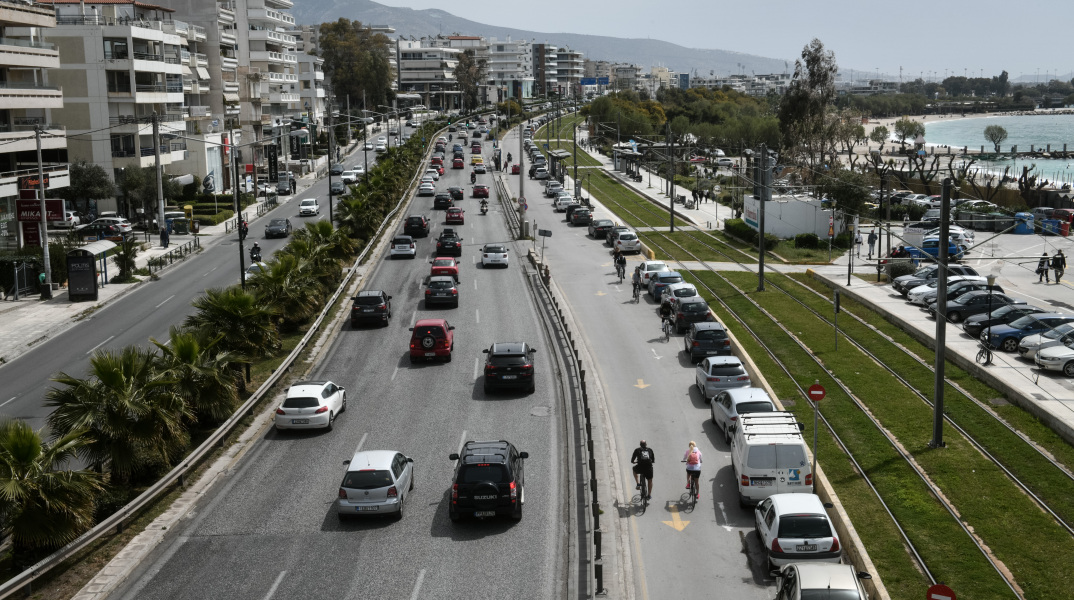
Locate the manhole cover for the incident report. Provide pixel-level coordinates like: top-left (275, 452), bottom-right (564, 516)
top-left (531, 406), bottom-right (551, 417)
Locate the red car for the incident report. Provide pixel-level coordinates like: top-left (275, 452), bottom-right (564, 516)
top-left (471, 144), bottom-right (482, 154)
top-left (446, 207), bottom-right (465, 224)
top-left (472, 184), bottom-right (489, 198)
top-left (433, 164), bottom-right (445, 175)
top-left (409, 318), bottom-right (455, 362)
top-left (431, 156), bottom-right (443, 166)
top-left (430, 256), bottom-right (460, 281)
top-left (452, 157), bottom-right (465, 169)
top-left (511, 164), bottom-right (520, 174)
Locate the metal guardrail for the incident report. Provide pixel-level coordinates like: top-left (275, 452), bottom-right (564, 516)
top-left (147, 238), bottom-right (201, 273)
top-left (0, 155), bottom-right (415, 600)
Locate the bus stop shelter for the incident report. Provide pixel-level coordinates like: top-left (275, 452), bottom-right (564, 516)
top-left (67, 240), bottom-right (116, 302)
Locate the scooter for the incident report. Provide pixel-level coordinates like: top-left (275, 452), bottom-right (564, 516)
top-left (480, 201), bottom-right (488, 215)
top-left (471, 172), bottom-right (477, 185)
top-left (250, 249), bottom-right (262, 262)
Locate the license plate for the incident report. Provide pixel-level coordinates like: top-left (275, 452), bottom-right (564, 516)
top-left (357, 506), bottom-right (379, 512)
top-left (795, 544), bottom-right (818, 552)
top-left (502, 375), bottom-right (517, 379)
top-left (291, 419), bottom-right (309, 424)
top-left (362, 308), bottom-right (373, 312)
top-left (750, 478), bottom-right (773, 487)
top-left (474, 511), bottom-right (496, 517)
top-left (425, 352), bottom-right (436, 357)
top-left (435, 292), bottom-right (446, 296)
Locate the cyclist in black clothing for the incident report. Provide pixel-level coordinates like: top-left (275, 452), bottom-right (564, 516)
top-left (631, 440), bottom-right (655, 500)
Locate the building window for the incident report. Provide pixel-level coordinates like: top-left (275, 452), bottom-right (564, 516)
top-left (103, 38), bottom-right (129, 60)
top-left (107, 70), bottom-right (131, 93)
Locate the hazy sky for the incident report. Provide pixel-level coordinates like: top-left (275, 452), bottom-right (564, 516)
top-left (373, 0), bottom-right (1071, 82)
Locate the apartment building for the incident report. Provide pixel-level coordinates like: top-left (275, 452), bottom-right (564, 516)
top-left (611, 63), bottom-right (640, 91)
top-left (295, 50), bottom-right (324, 124)
top-left (487, 37), bottom-right (533, 101)
top-left (531, 43), bottom-right (557, 98)
top-left (396, 38), bottom-right (461, 111)
top-left (0, 0), bottom-right (68, 251)
top-left (554, 47), bottom-right (582, 98)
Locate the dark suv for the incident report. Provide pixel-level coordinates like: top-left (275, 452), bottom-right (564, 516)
top-left (404, 214), bottom-right (430, 237)
top-left (448, 440), bottom-right (528, 521)
top-left (436, 229), bottom-right (464, 257)
top-left (351, 290), bottom-right (392, 326)
top-left (482, 342), bottom-right (537, 394)
top-left (674, 297), bottom-right (714, 333)
top-left (683, 322), bottom-right (731, 362)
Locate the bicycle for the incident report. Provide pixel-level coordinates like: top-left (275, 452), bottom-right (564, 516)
top-left (662, 317), bottom-right (673, 342)
top-left (976, 341), bottom-right (993, 366)
top-left (616, 262), bottom-right (625, 283)
top-left (681, 461), bottom-right (699, 507)
top-left (632, 281), bottom-right (641, 303)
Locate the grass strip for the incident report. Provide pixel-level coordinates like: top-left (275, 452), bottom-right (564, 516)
top-left (639, 231), bottom-right (758, 264)
top-left (588, 171), bottom-right (686, 228)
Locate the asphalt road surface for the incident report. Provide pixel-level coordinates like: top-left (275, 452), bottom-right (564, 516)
top-left (106, 132), bottom-right (569, 599)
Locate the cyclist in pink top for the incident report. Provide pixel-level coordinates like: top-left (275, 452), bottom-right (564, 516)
top-left (683, 441), bottom-right (702, 499)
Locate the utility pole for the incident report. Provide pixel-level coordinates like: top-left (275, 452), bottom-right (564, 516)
top-left (757, 144), bottom-right (768, 292)
top-left (346, 95), bottom-right (352, 145)
top-left (668, 124), bottom-right (676, 232)
top-left (283, 121), bottom-right (291, 194)
top-left (572, 122), bottom-right (579, 203)
top-left (152, 113), bottom-right (165, 244)
top-left (881, 172), bottom-right (890, 259)
top-left (929, 177), bottom-right (953, 449)
top-left (519, 120), bottom-right (525, 217)
top-left (327, 95), bottom-right (335, 225)
top-left (34, 125), bottom-right (52, 299)
top-left (231, 127), bottom-right (246, 290)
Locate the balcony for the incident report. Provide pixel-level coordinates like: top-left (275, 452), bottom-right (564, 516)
top-left (0, 81), bottom-right (63, 110)
top-left (0, 124), bottom-right (66, 153)
top-left (248, 29), bottom-right (297, 47)
top-left (193, 52), bottom-right (207, 67)
top-left (268, 92), bottom-right (299, 103)
top-left (0, 1), bottom-right (56, 28)
top-left (187, 105), bottom-right (210, 118)
top-left (223, 81), bottom-right (239, 93)
top-left (246, 8), bottom-right (294, 26)
top-left (265, 71), bottom-right (297, 83)
top-left (221, 55), bottom-right (238, 70)
top-left (250, 50), bottom-right (296, 64)
top-left (190, 25), bottom-right (207, 41)
top-left (264, 0), bottom-right (293, 9)
top-left (0, 37), bottom-right (59, 69)
top-left (220, 28), bottom-right (236, 44)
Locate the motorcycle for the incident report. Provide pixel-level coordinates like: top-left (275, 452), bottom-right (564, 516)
top-left (480, 201), bottom-right (488, 215)
top-left (250, 248), bottom-right (262, 262)
top-left (470, 172), bottom-right (477, 184)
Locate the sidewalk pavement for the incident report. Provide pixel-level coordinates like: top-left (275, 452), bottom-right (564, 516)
top-left (0, 164), bottom-right (327, 366)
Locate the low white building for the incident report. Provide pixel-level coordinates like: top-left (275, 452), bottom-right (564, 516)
top-left (743, 195), bottom-right (845, 239)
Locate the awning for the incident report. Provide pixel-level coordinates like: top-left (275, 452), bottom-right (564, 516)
top-left (74, 240), bottom-right (117, 257)
top-left (196, 67), bottom-right (210, 80)
top-left (223, 92), bottom-right (239, 102)
top-left (182, 65), bottom-right (192, 75)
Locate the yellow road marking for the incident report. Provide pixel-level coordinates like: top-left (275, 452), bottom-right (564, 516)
top-left (662, 505), bottom-right (690, 531)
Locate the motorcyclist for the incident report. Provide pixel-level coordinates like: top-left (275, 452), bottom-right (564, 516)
top-left (471, 171), bottom-right (477, 184)
top-left (480, 199), bottom-right (489, 214)
top-left (239, 220), bottom-right (248, 241)
top-left (250, 242), bottom-right (261, 262)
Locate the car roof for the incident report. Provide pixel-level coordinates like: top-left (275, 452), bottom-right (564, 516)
top-left (791, 563), bottom-right (861, 592)
top-left (346, 449), bottom-right (398, 472)
top-left (490, 342), bottom-right (528, 354)
top-left (460, 439), bottom-right (513, 461)
top-left (704, 355), bottom-right (742, 366)
top-left (429, 275), bottom-right (455, 284)
top-left (414, 318), bottom-right (448, 327)
top-left (691, 322), bottom-right (725, 332)
top-left (768, 492), bottom-right (826, 512)
top-left (722, 386), bottom-right (771, 403)
top-left (288, 380), bottom-right (328, 395)
top-left (356, 290), bottom-right (386, 297)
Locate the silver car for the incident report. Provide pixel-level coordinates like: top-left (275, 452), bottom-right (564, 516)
top-left (481, 243), bottom-right (509, 268)
top-left (695, 356), bottom-right (751, 399)
top-left (336, 450), bottom-right (414, 520)
top-left (274, 380), bottom-right (346, 431)
top-left (710, 387), bottom-right (776, 444)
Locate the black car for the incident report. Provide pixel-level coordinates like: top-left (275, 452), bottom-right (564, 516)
top-left (448, 186), bottom-right (464, 201)
top-left (482, 342), bottom-right (537, 394)
top-left (329, 180), bottom-right (346, 195)
top-left (330, 164), bottom-right (344, 176)
top-left (472, 130), bottom-right (482, 138)
top-left (928, 290), bottom-right (1020, 323)
top-left (264, 218), bottom-right (292, 238)
top-left (563, 203), bottom-right (583, 222)
top-left (425, 276), bottom-right (459, 308)
top-left (433, 193), bottom-right (453, 209)
top-left (569, 209), bottom-right (592, 226)
top-left (893, 264), bottom-right (979, 295)
top-left (963, 304), bottom-right (1046, 338)
top-left (351, 290), bottom-right (392, 326)
top-left (674, 298), bottom-right (714, 333)
top-left (448, 439), bottom-right (528, 521)
top-left (589, 219), bottom-right (614, 238)
top-left (404, 214), bottom-right (430, 237)
top-left (436, 229), bottom-right (464, 257)
top-left (683, 322), bottom-right (731, 362)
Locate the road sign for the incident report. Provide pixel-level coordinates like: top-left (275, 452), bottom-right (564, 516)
top-left (927, 584), bottom-right (955, 600)
top-left (538, 229), bottom-right (552, 237)
top-left (807, 383), bottom-right (826, 402)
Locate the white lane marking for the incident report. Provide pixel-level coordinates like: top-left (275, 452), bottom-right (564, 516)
top-left (354, 433), bottom-right (368, 457)
top-left (202, 266), bottom-right (218, 277)
top-left (86, 336), bottom-right (115, 355)
top-left (473, 278), bottom-right (477, 290)
top-left (718, 502), bottom-right (732, 531)
top-left (410, 309), bottom-right (418, 326)
top-left (155, 294), bottom-right (175, 308)
top-left (456, 430), bottom-right (468, 456)
top-left (651, 348), bottom-right (661, 360)
top-left (262, 571), bottom-right (287, 600)
top-left (475, 309), bottom-right (480, 324)
top-left (473, 357), bottom-right (480, 380)
top-left (162, 336), bottom-right (172, 346)
top-left (0, 397), bottom-right (17, 408)
top-left (409, 569), bottom-right (426, 600)
top-left (391, 364), bottom-right (400, 381)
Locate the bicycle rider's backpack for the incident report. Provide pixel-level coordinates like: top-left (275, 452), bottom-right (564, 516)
top-left (687, 450), bottom-right (700, 466)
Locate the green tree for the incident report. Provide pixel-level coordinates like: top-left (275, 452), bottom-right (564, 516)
top-left (112, 237), bottom-right (139, 281)
top-left (818, 169), bottom-right (870, 232)
top-left (869, 125), bottom-right (890, 148)
top-left (453, 49), bottom-right (486, 112)
top-left (893, 117), bottom-right (925, 147)
top-left (46, 347), bottom-right (190, 482)
top-left (319, 19), bottom-right (394, 110)
top-left (777, 39), bottom-right (839, 179)
top-left (185, 287), bottom-right (280, 384)
top-left (983, 124), bottom-right (1009, 153)
top-left (151, 327), bottom-right (239, 425)
top-left (0, 420), bottom-right (102, 559)
top-left (56, 160), bottom-right (114, 215)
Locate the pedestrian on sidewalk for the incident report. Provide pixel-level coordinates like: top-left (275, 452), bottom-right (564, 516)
top-left (867, 230), bottom-right (878, 259)
top-left (159, 226), bottom-right (169, 249)
top-left (1037, 252), bottom-right (1051, 283)
top-left (903, 213), bottom-right (910, 227)
top-left (1052, 250), bottom-right (1067, 283)
top-left (854, 230), bottom-right (863, 257)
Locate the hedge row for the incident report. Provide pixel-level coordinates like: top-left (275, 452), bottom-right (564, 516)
top-left (724, 218), bottom-right (780, 249)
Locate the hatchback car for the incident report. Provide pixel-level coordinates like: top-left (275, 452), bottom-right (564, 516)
top-left (436, 229), bottom-right (464, 257)
top-left (424, 168), bottom-right (440, 181)
top-left (773, 563), bottom-right (871, 600)
top-left (430, 256), bottom-right (460, 281)
top-left (589, 219), bottom-right (615, 239)
top-left (755, 493), bottom-right (841, 568)
top-left (615, 231), bottom-right (642, 254)
top-left (264, 218), bottom-right (292, 238)
top-left (905, 275), bottom-right (983, 305)
top-left (472, 184), bottom-right (489, 198)
top-left (695, 355), bottom-right (751, 399)
top-left (985, 313), bottom-right (1074, 352)
top-left (928, 290), bottom-right (1020, 323)
top-left (710, 387), bottom-right (776, 443)
top-left (1018, 322), bottom-right (1074, 361)
top-left (606, 225), bottom-right (630, 246)
top-left (448, 186), bottom-right (465, 201)
top-left (483, 342), bottom-right (537, 393)
top-left (659, 281), bottom-right (699, 307)
top-left (481, 243), bottom-right (509, 268)
top-left (545, 181), bottom-right (564, 197)
top-left (336, 450), bottom-right (414, 520)
top-left (1036, 341), bottom-right (1074, 377)
top-left (684, 322), bottom-right (732, 363)
top-left (473, 163), bottom-right (487, 174)
top-left (425, 276), bottom-right (459, 308)
top-left (648, 271), bottom-right (684, 300)
top-left (274, 380), bottom-right (346, 431)
top-left (298, 199), bottom-right (319, 216)
top-left (452, 157), bottom-right (465, 169)
top-left (445, 207), bottom-right (465, 224)
top-left (417, 182), bottom-right (436, 196)
top-left (409, 319), bottom-right (455, 362)
top-left (673, 297), bottom-right (714, 333)
top-left (403, 214), bottom-right (430, 237)
top-left (351, 290), bottom-right (392, 326)
top-left (329, 180), bottom-right (346, 195)
top-left (433, 193), bottom-right (453, 209)
top-left (569, 208), bottom-right (592, 226)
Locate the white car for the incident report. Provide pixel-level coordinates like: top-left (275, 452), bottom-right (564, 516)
top-left (375, 143), bottom-right (387, 153)
top-left (340, 170), bottom-right (359, 184)
top-left (1018, 323), bottom-right (1074, 361)
top-left (773, 563), bottom-right (871, 600)
top-left (353, 165), bottom-right (365, 177)
top-left (480, 243), bottom-right (509, 268)
top-left (424, 168), bottom-right (440, 181)
top-left (298, 198), bottom-right (319, 216)
top-left (614, 231), bottom-right (642, 253)
top-left (417, 182), bottom-right (436, 196)
top-left (659, 281), bottom-right (699, 307)
top-left (755, 493), bottom-right (841, 568)
top-left (274, 380), bottom-right (346, 431)
top-left (552, 194), bottom-right (574, 212)
top-left (905, 276), bottom-right (982, 305)
top-left (716, 157), bottom-right (734, 168)
top-left (363, 141), bottom-right (374, 151)
top-left (639, 260), bottom-right (669, 285)
top-left (244, 261), bottom-right (267, 282)
top-left (389, 235), bottom-right (416, 259)
top-left (90, 216), bottom-right (133, 233)
top-left (377, 136), bottom-right (387, 145)
top-left (710, 387), bottom-right (776, 444)
top-left (50, 210), bottom-right (81, 229)
top-left (1035, 341), bottom-right (1074, 377)
top-left (336, 450), bottom-right (414, 520)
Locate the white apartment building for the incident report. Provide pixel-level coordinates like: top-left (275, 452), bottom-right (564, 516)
top-left (689, 73), bottom-right (792, 97)
top-left (0, 0), bottom-right (68, 251)
top-left (396, 39), bottom-right (461, 111)
top-left (554, 47), bottom-right (582, 98)
top-left (486, 37), bottom-right (533, 101)
top-left (295, 50), bottom-right (324, 125)
top-left (612, 63), bottom-right (640, 92)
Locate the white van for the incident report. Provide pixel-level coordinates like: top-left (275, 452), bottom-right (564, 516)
top-left (731, 412), bottom-right (812, 507)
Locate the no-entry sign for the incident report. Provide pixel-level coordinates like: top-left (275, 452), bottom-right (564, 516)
top-left (927, 584), bottom-right (955, 600)
top-left (807, 383), bottom-right (826, 402)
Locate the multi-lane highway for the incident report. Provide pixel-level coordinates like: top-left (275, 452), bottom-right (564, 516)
top-left (105, 128), bottom-right (569, 599)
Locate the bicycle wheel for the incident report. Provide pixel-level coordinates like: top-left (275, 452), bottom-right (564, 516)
top-left (977, 347), bottom-right (992, 365)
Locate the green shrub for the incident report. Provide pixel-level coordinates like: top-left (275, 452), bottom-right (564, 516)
top-left (795, 233), bottom-right (820, 249)
top-left (723, 218), bottom-right (779, 249)
top-left (193, 210), bottom-right (234, 225)
top-left (889, 261), bottom-right (918, 278)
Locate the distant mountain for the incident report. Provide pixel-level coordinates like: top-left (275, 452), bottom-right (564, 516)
top-left (292, 0), bottom-right (792, 77)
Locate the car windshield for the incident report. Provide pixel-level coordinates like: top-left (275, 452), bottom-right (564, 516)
top-left (1044, 323), bottom-right (1074, 339)
top-left (1009, 315), bottom-right (1042, 329)
top-left (459, 465), bottom-right (508, 483)
top-left (301, 200), bottom-right (315, 206)
top-left (282, 396), bottom-right (319, 408)
top-left (393, 237), bottom-right (411, 245)
top-left (777, 515), bottom-right (833, 538)
top-left (681, 301), bottom-right (708, 313)
top-left (429, 280), bottom-right (454, 290)
top-left (693, 329), bottom-right (726, 340)
top-left (484, 245), bottom-right (506, 253)
top-left (799, 592), bottom-right (863, 600)
top-left (710, 365), bottom-right (745, 376)
top-left (354, 296), bottom-right (383, 306)
top-left (490, 353), bottom-right (528, 366)
top-left (746, 444), bottom-right (807, 469)
top-left (433, 259), bottom-right (454, 267)
top-left (342, 470), bottom-right (393, 490)
top-left (736, 401), bottom-right (773, 414)
top-left (413, 326), bottom-right (445, 338)
top-left (268, 219), bottom-right (287, 227)
top-left (674, 288), bottom-right (697, 297)
top-left (989, 305), bottom-right (1016, 318)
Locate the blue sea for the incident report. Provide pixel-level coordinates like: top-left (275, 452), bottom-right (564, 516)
top-left (924, 113), bottom-right (1074, 186)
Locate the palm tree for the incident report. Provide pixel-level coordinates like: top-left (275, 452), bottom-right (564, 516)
top-left (46, 347), bottom-right (191, 482)
top-left (298, 220), bottom-right (357, 260)
top-left (0, 420), bottom-right (102, 559)
top-left (245, 254), bottom-right (322, 330)
top-left (151, 327), bottom-right (239, 425)
top-left (335, 195), bottom-right (379, 242)
top-left (185, 287), bottom-right (280, 386)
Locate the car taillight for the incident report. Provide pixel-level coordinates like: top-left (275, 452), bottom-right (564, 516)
top-left (771, 539), bottom-right (783, 553)
top-left (730, 415), bottom-right (737, 421)
top-left (485, 365), bottom-right (495, 372)
top-left (314, 406), bottom-right (329, 414)
top-left (736, 376), bottom-right (750, 381)
top-left (451, 483), bottom-right (458, 502)
top-left (741, 474), bottom-right (750, 487)
top-left (722, 340), bottom-right (730, 347)
top-left (483, 254), bottom-right (488, 258)
top-left (677, 312), bottom-right (684, 319)
top-left (509, 481), bottom-right (517, 502)
top-left (451, 289), bottom-right (458, 295)
top-left (338, 488), bottom-right (347, 499)
top-left (521, 364), bottom-right (533, 371)
top-left (376, 304), bottom-right (385, 310)
top-left (707, 376), bottom-right (719, 382)
top-left (275, 408), bottom-right (286, 415)
top-left (387, 486), bottom-right (398, 498)
top-left (410, 243), bottom-right (415, 249)
top-left (805, 473), bottom-right (813, 486)
top-left (425, 290), bottom-right (432, 296)
top-left (830, 536), bottom-right (840, 552)
top-left (690, 341), bottom-right (700, 347)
